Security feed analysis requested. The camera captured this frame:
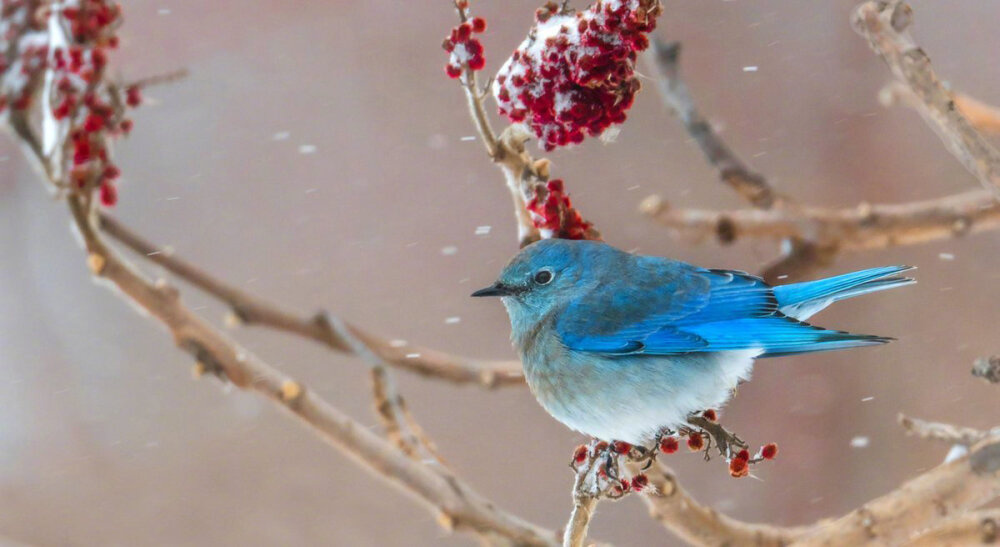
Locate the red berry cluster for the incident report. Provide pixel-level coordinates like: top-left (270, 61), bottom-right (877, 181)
top-left (493, 0), bottom-right (661, 150)
top-left (1, 0), bottom-right (49, 113)
top-left (2, 1), bottom-right (140, 207)
top-left (442, 4), bottom-right (487, 79)
top-left (55, 1), bottom-right (132, 206)
top-left (525, 179), bottom-right (594, 240)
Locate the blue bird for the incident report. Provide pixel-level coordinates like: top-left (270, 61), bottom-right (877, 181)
top-left (472, 239), bottom-right (914, 445)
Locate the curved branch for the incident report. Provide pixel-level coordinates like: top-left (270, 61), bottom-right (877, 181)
top-left (794, 436), bottom-right (1000, 545)
top-left (71, 196), bottom-right (558, 546)
top-left (96, 212), bottom-right (525, 389)
top-left (852, 0), bottom-right (1000, 199)
top-left (640, 463), bottom-right (806, 546)
top-left (904, 508), bottom-right (1000, 546)
top-left (900, 414), bottom-right (1000, 446)
top-left (640, 189), bottom-right (1000, 253)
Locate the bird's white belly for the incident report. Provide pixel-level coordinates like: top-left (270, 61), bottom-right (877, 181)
top-left (523, 349), bottom-right (762, 445)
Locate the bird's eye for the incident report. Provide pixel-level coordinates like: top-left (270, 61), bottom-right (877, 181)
top-left (534, 269), bottom-right (553, 285)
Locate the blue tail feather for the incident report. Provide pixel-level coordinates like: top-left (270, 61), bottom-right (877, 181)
top-left (774, 266), bottom-right (916, 321)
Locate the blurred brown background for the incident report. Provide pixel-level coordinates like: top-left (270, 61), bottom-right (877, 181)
top-left (2, 1), bottom-right (999, 545)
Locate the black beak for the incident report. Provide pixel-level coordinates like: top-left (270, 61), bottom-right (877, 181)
top-left (471, 283), bottom-right (513, 297)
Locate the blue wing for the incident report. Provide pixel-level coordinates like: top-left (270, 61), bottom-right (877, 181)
top-left (555, 257), bottom-right (892, 357)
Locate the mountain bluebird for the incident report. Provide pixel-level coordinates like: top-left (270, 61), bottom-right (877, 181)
top-left (472, 239), bottom-right (913, 445)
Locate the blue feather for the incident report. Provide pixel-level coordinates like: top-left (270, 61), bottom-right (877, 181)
top-left (775, 266), bottom-right (915, 320)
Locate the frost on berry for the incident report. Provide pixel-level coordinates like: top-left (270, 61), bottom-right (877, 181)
top-left (525, 179), bottom-right (596, 240)
top-left (686, 432), bottom-right (704, 451)
top-left (2, 1), bottom-right (139, 207)
top-left (492, 0), bottom-right (661, 150)
top-left (758, 442), bottom-right (779, 460)
top-left (729, 449), bottom-right (750, 478)
top-left (659, 436), bottom-right (679, 454)
top-left (442, 6), bottom-right (487, 79)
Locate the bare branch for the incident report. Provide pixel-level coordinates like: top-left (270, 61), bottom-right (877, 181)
top-left (794, 436), bottom-right (1000, 545)
top-left (639, 463), bottom-right (805, 546)
top-left (564, 468), bottom-right (600, 547)
top-left (899, 414), bottom-right (1000, 446)
top-left (326, 312), bottom-right (448, 463)
top-left (96, 212), bottom-right (525, 389)
top-left (640, 189), bottom-right (1000, 255)
top-left (643, 38), bottom-right (784, 210)
top-left (852, 0), bottom-right (1000, 199)
top-left (70, 196), bottom-right (559, 546)
top-left (904, 508), bottom-right (1000, 546)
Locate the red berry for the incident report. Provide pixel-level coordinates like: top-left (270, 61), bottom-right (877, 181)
top-left (630, 473), bottom-right (648, 491)
top-left (445, 64), bottom-right (462, 78)
top-left (687, 434), bottom-right (704, 451)
top-left (83, 113), bottom-right (105, 132)
top-left (103, 164), bottom-right (121, 180)
top-left (760, 443), bottom-right (778, 460)
top-left (572, 445), bottom-right (588, 464)
top-left (735, 449), bottom-right (750, 462)
top-left (125, 85), bottom-right (142, 107)
top-left (99, 182), bottom-right (117, 206)
top-left (703, 409), bottom-right (717, 422)
top-left (659, 436), bottom-right (679, 454)
top-left (90, 48), bottom-right (107, 70)
top-left (729, 457), bottom-right (749, 478)
top-left (471, 17), bottom-right (486, 33)
top-left (73, 139), bottom-right (91, 165)
top-left (612, 441), bottom-right (631, 454)
top-left (119, 118), bottom-right (134, 133)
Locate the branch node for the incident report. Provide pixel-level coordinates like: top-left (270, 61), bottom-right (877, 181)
top-left (279, 380), bottom-right (304, 405)
top-left (86, 252), bottom-right (107, 275)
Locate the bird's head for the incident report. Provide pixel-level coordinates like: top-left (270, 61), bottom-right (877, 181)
top-left (472, 238), bottom-right (600, 319)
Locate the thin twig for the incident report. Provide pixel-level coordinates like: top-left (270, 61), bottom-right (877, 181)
top-left (325, 312), bottom-right (448, 463)
top-left (96, 212), bottom-right (525, 388)
top-left (899, 414), bottom-right (1000, 446)
top-left (563, 446), bottom-right (604, 547)
top-left (640, 462), bottom-right (806, 546)
top-left (853, 0), bottom-right (1000, 199)
top-left (641, 189), bottom-right (999, 258)
top-left (643, 38), bottom-right (784, 210)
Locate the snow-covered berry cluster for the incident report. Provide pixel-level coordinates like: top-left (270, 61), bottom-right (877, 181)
top-left (526, 179), bottom-right (595, 240)
top-left (442, 5), bottom-right (487, 79)
top-left (2, 0), bottom-right (141, 207)
top-left (1, 0), bottom-right (50, 113)
top-left (493, 0), bottom-right (661, 150)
